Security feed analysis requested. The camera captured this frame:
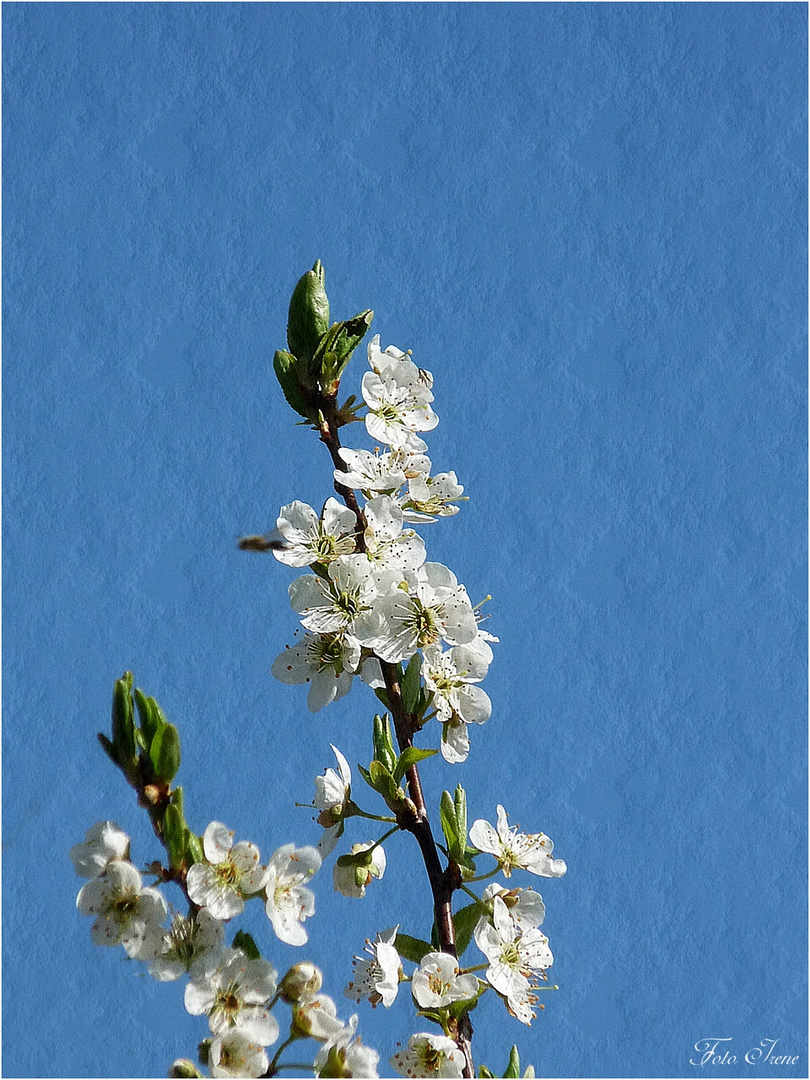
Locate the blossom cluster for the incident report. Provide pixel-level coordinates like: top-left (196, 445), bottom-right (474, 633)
top-left (72, 820), bottom-right (378, 1078)
top-left (271, 335), bottom-right (494, 765)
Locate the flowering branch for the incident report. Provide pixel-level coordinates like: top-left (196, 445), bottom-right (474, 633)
top-left (73, 260), bottom-right (567, 1080)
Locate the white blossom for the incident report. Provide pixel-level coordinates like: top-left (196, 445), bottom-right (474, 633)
top-left (148, 908), bottom-right (225, 981)
top-left (279, 962), bottom-right (323, 1004)
top-left (334, 447), bottom-right (408, 493)
top-left (76, 859), bottom-right (167, 959)
top-left (70, 821), bottom-right (130, 878)
top-left (391, 1032), bottom-right (466, 1078)
top-left (371, 563), bottom-right (478, 664)
top-left (333, 842), bottom-right (386, 898)
top-left (401, 471), bottom-right (465, 523)
top-left (474, 897), bottom-right (553, 1025)
top-left (264, 844), bottom-right (320, 945)
top-left (439, 718), bottom-right (471, 764)
top-left (423, 643), bottom-right (491, 725)
top-left (481, 883), bottom-right (547, 932)
top-left (185, 948), bottom-right (279, 1046)
top-left (410, 951), bottom-right (479, 1010)
top-left (293, 993), bottom-right (347, 1042)
top-left (289, 556), bottom-right (390, 638)
top-left (314, 1014), bottom-right (380, 1078)
top-left (345, 926), bottom-right (401, 1008)
top-left (272, 632), bottom-right (360, 712)
top-left (313, 744), bottom-right (353, 857)
top-left (361, 338), bottom-right (438, 452)
top-left (469, 806), bottom-right (566, 878)
top-left (209, 1031), bottom-right (269, 1078)
top-left (272, 498), bottom-right (357, 568)
top-left (186, 822), bottom-right (266, 921)
top-left (362, 495), bottom-right (425, 576)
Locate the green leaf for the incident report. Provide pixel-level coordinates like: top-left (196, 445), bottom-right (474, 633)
top-left (504, 1046), bottom-right (521, 1079)
top-left (186, 833), bottom-right (204, 865)
top-left (273, 350), bottom-right (313, 418)
top-left (357, 762), bottom-right (374, 789)
top-left (134, 688), bottom-right (161, 747)
top-left (163, 803), bottom-right (186, 869)
top-left (393, 746), bottom-right (438, 785)
top-left (440, 790), bottom-right (461, 858)
top-left (232, 930), bottom-right (261, 960)
top-left (394, 933), bottom-right (433, 964)
top-left (170, 786), bottom-right (185, 817)
top-left (447, 984), bottom-right (485, 1019)
top-left (111, 675), bottom-right (136, 763)
top-left (453, 901), bottom-right (485, 958)
top-left (478, 1068), bottom-right (496, 1079)
top-left (401, 652), bottom-right (423, 713)
top-left (368, 760), bottom-right (400, 803)
top-left (150, 723), bottom-right (181, 783)
top-left (97, 731), bottom-right (119, 766)
top-left (287, 261), bottom-right (330, 364)
top-left (453, 784), bottom-right (468, 849)
top-left (372, 714), bottom-right (397, 774)
top-left (373, 687), bottom-right (392, 711)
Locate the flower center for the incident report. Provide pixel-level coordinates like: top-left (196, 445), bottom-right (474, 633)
top-left (214, 861), bottom-right (240, 888)
top-left (109, 895), bottom-right (138, 924)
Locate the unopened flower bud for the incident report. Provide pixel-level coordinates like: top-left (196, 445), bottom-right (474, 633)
top-left (168, 1060), bottom-right (202, 1078)
top-left (279, 961), bottom-right (323, 1003)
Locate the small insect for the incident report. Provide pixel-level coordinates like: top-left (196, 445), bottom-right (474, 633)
top-left (237, 534), bottom-right (290, 553)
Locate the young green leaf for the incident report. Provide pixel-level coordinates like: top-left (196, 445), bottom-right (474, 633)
top-left (372, 714), bottom-right (397, 774)
top-left (401, 652), bottom-right (423, 713)
top-left (163, 803), bottom-right (186, 869)
top-left (394, 933), bottom-right (433, 964)
top-left (504, 1046), bottom-right (521, 1079)
top-left (478, 1068), bottom-right (496, 1079)
top-left (232, 930), bottom-right (261, 961)
top-left (134, 688), bottom-right (162, 747)
top-left (393, 746), bottom-right (438, 785)
top-left (452, 901), bottom-right (486, 958)
top-left (150, 722), bottom-right (181, 783)
top-left (287, 261), bottom-right (330, 365)
top-left (440, 790), bottom-right (461, 859)
top-left (111, 676), bottom-right (136, 763)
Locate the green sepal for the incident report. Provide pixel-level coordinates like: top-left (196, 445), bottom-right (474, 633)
top-left (394, 933), bottom-right (433, 964)
top-left (372, 714), bottom-right (397, 774)
top-left (97, 731), bottom-right (119, 766)
top-left (504, 1046), bottom-right (521, 1079)
top-left (111, 675), bottom-right (136, 764)
top-left (478, 1068), bottom-right (496, 1078)
top-left (273, 350), bottom-right (314, 418)
top-left (393, 746), bottom-right (437, 785)
top-left (134, 688), bottom-right (161, 747)
top-left (452, 901), bottom-right (486, 958)
top-left (401, 652), bottom-right (423, 713)
top-left (186, 833), bottom-right (204, 865)
top-left (287, 261), bottom-right (330, 365)
top-left (414, 1008), bottom-right (446, 1029)
top-left (150, 722), bottom-right (181, 783)
top-left (232, 930), bottom-right (261, 960)
top-left (163, 803), bottom-right (186, 869)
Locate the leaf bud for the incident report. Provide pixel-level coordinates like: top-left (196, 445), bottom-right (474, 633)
top-left (287, 260), bottom-right (330, 365)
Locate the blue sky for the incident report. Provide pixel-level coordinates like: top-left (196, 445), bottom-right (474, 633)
top-left (3, 4), bottom-right (806, 1078)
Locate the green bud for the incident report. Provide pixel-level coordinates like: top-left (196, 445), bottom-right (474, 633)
top-left (372, 714), bottom-right (397, 774)
top-left (150, 722), bottom-right (181, 783)
top-left (168, 1060), bottom-right (202, 1079)
top-left (111, 675), bottom-right (136, 765)
top-left (163, 803), bottom-right (186, 869)
top-left (287, 261), bottom-right (330, 364)
top-left (134, 689), bottom-right (162, 747)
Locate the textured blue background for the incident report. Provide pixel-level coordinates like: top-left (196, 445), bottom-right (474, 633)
top-left (3, 4), bottom-right (806, 1078)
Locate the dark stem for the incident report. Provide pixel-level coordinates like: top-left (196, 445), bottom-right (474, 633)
top-left (318, 408), bottom-right (474, 1077)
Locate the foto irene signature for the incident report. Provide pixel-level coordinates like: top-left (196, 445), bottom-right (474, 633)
top-left (691, 1039), bottom-right (800, 1067)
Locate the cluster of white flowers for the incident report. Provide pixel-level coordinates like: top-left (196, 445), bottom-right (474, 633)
top-left (73, 820), bottom-right (378, 1078)
top-left (271, 335), bottom-right (494, 767)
